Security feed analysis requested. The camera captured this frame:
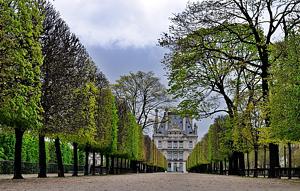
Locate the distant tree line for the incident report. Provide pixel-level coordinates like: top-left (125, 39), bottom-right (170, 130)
top-left (0, 0), bottom-right (167, 179)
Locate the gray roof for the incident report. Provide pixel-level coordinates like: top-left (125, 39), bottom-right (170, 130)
top-left (155, 112), bottom-right (197, 136)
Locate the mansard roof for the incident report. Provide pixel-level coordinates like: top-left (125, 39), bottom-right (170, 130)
top-left (154, 110), bottom-right (198, 136)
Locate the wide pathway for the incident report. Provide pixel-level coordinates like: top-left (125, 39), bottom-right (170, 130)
top-left (0, 173), bottom-right (299, 191)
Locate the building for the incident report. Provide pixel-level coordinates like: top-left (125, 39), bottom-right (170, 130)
top-left (152, 109), bottom-right (198, 172)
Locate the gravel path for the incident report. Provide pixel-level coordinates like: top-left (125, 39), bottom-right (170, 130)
top-left (0, 173), bottom-right (299, 191)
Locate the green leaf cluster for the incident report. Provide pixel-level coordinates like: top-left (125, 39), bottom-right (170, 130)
top-left (0, 0), bottom-right (44, 131)
top-left (270, 34), bottom-right (300, 142)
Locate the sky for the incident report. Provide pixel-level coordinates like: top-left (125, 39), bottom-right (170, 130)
top-left (52, 0), bottom-right (212, 139)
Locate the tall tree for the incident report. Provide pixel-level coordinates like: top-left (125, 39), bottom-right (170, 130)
top-left (160, 0), bottom-right (300, 177)
top-left (160, 24), bottom-right (262, 174)
top-left (0, 0), bottom-right (44, 179)
top-left (113, 71), bottom-right (171, 130)
top-left (39, 2), bottom-right (99, 177)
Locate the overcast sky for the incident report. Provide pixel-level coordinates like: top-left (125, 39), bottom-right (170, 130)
top-left (52, 0), bottom-right (189, 85)
top-left (52, 0), bottom-right (211, 139)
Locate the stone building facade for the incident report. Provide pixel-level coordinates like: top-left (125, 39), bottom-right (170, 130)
top-left (153, 109), bottom-right (198, 172)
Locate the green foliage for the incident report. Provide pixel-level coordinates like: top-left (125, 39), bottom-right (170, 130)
top-left (46, 139), bottom-right (73, 164)
top-left (208, 117), bottom-right (228, 162)
top-left (188, 116), bottom-right (232, 170)
top-left (116, 109), bottom-right (144, 160)
top-left (127, 113), bottom-right (140, 160)
top-left (0, 0), bottom-right (170, 173)
top-left (47, 140), bottom-right (56, 163)
top-left (66, 82), bottom-right (98, 145)
top-left (187, 133), bottom-right (209, 170)
top-left (60, 142), bottom-right (72, 164)
top-left (270, 34), bottom-right (300, 142)
top-left (0, 0), bottom-right (44, 131)
top-left (78, 149), bottom-right (85, 166)
top-left (116, 102), bottom-right (130, 158)
top-left (160, 24), bottom-right (259, 119)
top-left (0, 148), bottom-right (4, 160)
top-left (95, 88), bottom-right (118, 153)
top-left (0, 132), bottom-right (15, 160)
top-left (22, 133), bottom-right (39, 163)
top-left (0, 131), bottom-right (79, 165)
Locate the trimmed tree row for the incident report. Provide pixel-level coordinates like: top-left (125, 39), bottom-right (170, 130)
top-left (0, 0), bottom-right (167, 179)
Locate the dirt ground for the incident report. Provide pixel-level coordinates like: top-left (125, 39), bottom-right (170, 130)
top-left (0, 173), bottom-right (299, 191)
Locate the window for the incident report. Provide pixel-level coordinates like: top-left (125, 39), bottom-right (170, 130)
top-left (179, 152), bottom-right (183, 160)
top-left (173, 152), bottom-right (178, 160)
top-left (179, 141), bottom-right (183, 148)
top-left (167, 152), bottom-right (172, 160)
top-left (173, 141), bottom-right (178, 148)
top-left (168, 141), bottom-right (172, 148)
top-left (189, 141), bottom-right (193, 148)
top-left (158, 140), bottom-right (162, 148)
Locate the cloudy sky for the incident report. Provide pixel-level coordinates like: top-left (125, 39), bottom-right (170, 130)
top-left (52, 0), bottom-right (211, 138)
top-left (52, 0), bottom-right (190, 83)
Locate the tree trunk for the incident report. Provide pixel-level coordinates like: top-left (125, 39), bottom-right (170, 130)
top-left (120, 158), bottom-right (123, 173)
top-left (263, 145), bottom-right (267, 177)
top-left (84, 145), bottom-right (89, 176)
top-left (228, 154), bottom-right (233, 175)
top-left (38, 134), bottom-right (47, 178)
top-left (117, 158), bottom-right (120, 174)
top-left (110, 156), bottom-right (115, 174)
top-left (247, 151), bottom-right (250, 177)
top-left (254, 145), bottom-right (258, 177)
top-left (100, 154), bottom-right (103, 174)
top-left (288, 143), bottom-right (292, 179)
top-left (224, 158), bottom-right (227, 174)
top-left (238, 152), bottom-right (245, 176)
top-left (260, 51), bottom-right (280, 179)
top-left (13, 127), bottom-right (24, 179)
top-left (105, 155), bottom-right (110, 174)
top-left (55, 138), bottom-right (64, 177)
top-left (220, 161), bottom-right (223, 175)
top-left (72, 142), bottom-right (78, 176)
top-left (269, 143), bottom-right (280, 178)
top-left (92, 150), bottom-right (96, 175)
top-left (233, 152), bottom-right (239, 175)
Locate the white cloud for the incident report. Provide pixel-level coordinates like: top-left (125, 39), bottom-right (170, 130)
top-left (51, 0), bottom-right (190, 48)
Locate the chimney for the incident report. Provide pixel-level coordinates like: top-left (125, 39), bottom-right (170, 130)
top-left (153, 109), bottom-right (159, 133)
top-left (165, 108), bottom-right (169, 131)
top-left (183, 116), bottom-right (186, 131)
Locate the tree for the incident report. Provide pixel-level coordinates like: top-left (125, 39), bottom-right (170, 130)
top-left (94, 88), bottom-right (118, 154)
top-left (187, 133), bottom-right (209, 172)
top-left (208, 117), bottom-right (229, 174)
top-left (38, 2), bottom-right (101, 177)
top-left (160, 0), bottom-right (300, 177)
top-left (113, 71), bottom-right (171, 130)
top-left (0, 0), bottom-right (44, 179)
top-left (160, 24), bottom-right (262, 175)
top-left (66, 80), bottom-right (98, 176)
